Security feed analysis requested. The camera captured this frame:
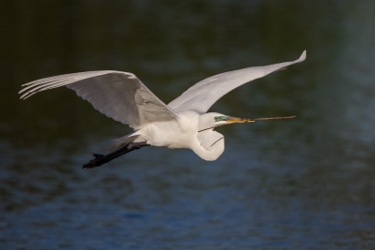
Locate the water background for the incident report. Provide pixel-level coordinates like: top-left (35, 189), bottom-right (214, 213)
top-left (1, 1), bottom-right (375, 249)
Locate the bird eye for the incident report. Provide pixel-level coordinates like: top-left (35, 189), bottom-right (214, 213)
top-left (214, 116), bottom-right (218, 121)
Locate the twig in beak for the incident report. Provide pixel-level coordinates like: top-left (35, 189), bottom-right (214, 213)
top-left (253, 115), bottom-right (296, 121)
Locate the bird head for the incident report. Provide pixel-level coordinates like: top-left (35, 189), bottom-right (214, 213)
top-left (198, 113), bottom-right (255, 132)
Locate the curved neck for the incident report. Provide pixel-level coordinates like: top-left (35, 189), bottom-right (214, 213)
top-left (192, 130), bottom-right (225, 161)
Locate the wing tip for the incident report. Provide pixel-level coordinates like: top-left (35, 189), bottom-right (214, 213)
top-left (299, 50), bottom-right (307, 62)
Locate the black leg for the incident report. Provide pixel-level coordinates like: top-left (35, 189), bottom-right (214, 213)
top-left (82, 142), bottom-right (149, 169)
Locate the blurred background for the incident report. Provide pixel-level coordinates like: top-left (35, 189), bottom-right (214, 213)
top-left (1, 0), bottom-right (375, 249)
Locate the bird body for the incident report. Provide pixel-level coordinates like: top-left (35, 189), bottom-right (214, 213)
top-left (131, 111), bottom-right (226, 161)
top-left (136, 110), bottom-right (199, 149)
top-left (19, 51), bottom-right (306, 168)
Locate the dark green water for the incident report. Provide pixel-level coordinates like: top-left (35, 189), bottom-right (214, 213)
top-left (1, 1), bottom-right (375, 249)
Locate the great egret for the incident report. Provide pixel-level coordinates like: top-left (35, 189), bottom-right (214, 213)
top-left (19, 51), bottom-right (306, 168)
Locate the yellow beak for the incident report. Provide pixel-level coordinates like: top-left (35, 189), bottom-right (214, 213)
top-left (226, 117), bottom-right (255, 124)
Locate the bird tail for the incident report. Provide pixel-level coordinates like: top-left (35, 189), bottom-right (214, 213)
top-left (103, 133), bottom-right (141, 153)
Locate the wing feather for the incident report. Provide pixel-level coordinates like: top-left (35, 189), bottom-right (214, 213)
top-left (19, 70), bottom-right (177, 129)
top-left (168, 50), bottom-right (306, 113)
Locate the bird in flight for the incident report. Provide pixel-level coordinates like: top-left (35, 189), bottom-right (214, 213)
top-left (19, 51), bottom-right (306, 168)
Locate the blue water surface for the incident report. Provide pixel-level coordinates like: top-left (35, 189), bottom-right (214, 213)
top-left (1, 1), bottom-right (375, 249)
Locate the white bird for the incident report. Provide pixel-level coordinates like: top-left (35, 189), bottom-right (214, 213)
top-left (19, 51), bottom-right (306, 168)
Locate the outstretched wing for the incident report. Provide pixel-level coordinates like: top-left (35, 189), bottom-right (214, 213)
top-left (19, 70), bottom-right (178, 129)
top-left (168, 50), bottom-right (306, 113)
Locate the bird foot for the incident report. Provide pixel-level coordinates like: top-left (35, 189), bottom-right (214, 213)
top-left (82, 153), bottom-right (108, 169)
top-left (81, 143), bottom-right (150, 169)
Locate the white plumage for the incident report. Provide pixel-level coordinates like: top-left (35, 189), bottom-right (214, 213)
top-left (19, 51), bottom-right (306, 168)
